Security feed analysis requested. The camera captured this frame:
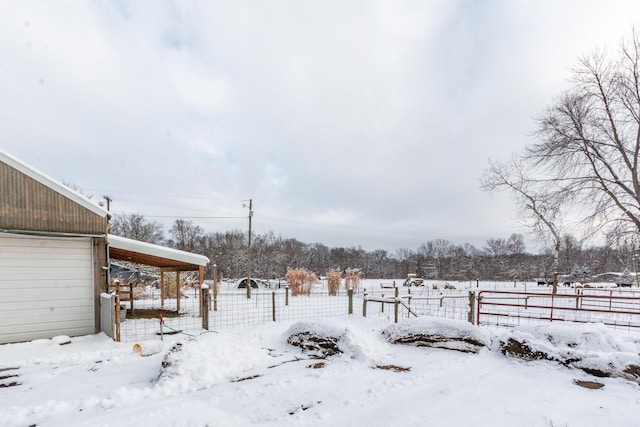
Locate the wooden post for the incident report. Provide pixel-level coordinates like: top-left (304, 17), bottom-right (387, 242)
top-left (285, 286), bottom-right (289, 306)
top-left (468, 291), bottom-right (476, 325)
top-left (202, 285), bottom-right (209, 330)
top-left (381, 293), bottom-right (385, 313)
top-left (394, 287), bottom-right (399, 323)
top-left (129, 282), bottom-right (134, 316)
top-left (176, 271), bottom-right (181, 313)
top-left (160, 271), bottom-right (165, 308)
top-left (272, 291), bottom-right (276, 322)
top-left (362, 290), bottom-right (368, 317)
top-left (115, 294), bottom-right (121, 342)
top-left (348, 288), bottom-right (353, 315)
top-left (199, 266), bottom-right (204, 317)
top-left (213, 264), bottom-right (218, 312)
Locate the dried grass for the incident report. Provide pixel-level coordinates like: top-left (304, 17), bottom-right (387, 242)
top-left (326, 268), bottom-right (342, 296)
top-left (344, 267), bottom-right (362, 292)
top-left (286, 268), bottom-right (318, 296)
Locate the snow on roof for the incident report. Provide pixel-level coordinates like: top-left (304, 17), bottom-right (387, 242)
top-left (0, 149), bottom-right (110, 218)
top-left (108, 234), bottom-right (209, 267)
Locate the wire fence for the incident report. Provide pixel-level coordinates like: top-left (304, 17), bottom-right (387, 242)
top-left (210, 287), bottom-right (356, 329)
top-left (111, 281), bottom-right (640, 342)
top-left (117, 286), bottom-right (204, 343)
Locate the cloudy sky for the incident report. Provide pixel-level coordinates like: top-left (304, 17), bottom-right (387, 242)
top-left (2, 1), bottom-right (639, 252)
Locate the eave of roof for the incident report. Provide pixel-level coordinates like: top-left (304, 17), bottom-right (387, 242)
top-left (0, 149), bottom-right (110, 218)
top-left (108, 234), bottom-right (209, 269)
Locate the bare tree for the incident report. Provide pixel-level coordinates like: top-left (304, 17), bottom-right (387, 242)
top-left (372, 249), bottom-right (388, 279)
top-left (507, 233), bottom-right (526, 255)
top-left (168, 219), bottom-right (204, 253)
top-left (110, 213), bottom-right (164, 244)
top-left (528, 30), bottom-right (640, 238)
top-left (481, 156), bottom-right (564, 293)
top-left (483, 238), bottom-right (509, 257)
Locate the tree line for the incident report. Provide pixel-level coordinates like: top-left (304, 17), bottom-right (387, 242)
top-left (110, 214), bottom-right (638, 282)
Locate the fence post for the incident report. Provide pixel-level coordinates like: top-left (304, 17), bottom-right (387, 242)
top-left (213, 264), bottom-right (218, 312)
top-left (272, 291), bottom-right (276, 322)
top-left (348, 288), bottom-right (353, 315)
top-left (285, 286), bottom-right (289, 306)
top-left (202, 285), bottom-right (209, 330)
top-left (114, 294), bottom-right (121, 342)
top-left (129, 283), bottom-right (135, 316)
top-left (468, 291), bottom-right (476, 325)
top-left (394, 287), bottom-right (399, 323)
top-left (381, 293), bottom-right (385, 313)
top-left (363, 289), bottom-right (368, 317)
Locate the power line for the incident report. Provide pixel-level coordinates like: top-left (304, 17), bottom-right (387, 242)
top-left (84, 188), bottom-right (243, 202)
top-left (141, 215), bottom-right (246, 219)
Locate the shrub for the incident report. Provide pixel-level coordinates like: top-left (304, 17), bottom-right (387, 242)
top-left (344, 267), bottom-right (362, 292)
top-left (286, 268), bottom-right (318, 296)
top-left (327, 268), bottom-right (342, 296)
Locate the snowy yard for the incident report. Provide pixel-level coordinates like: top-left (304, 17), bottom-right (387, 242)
top-left (1, 314), bottom-right (639, 427)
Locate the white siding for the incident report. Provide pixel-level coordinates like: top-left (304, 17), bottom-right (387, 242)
top-left (0, 233), bottom-right (94, 343)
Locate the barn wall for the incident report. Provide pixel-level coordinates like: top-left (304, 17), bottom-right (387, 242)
top-left (0, 161), bottom-right (108, 235)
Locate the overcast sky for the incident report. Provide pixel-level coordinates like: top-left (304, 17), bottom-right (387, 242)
top-left (2, 1), bottom-right (639, 253)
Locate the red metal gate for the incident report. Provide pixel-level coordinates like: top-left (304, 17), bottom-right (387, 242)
top-left (477, 290), bottom-right (640, 330)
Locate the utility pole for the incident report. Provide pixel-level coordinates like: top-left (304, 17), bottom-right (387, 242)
top-left (103, 195), bottom-right (112, 211)
top-left (245, 199), bottom-right (253, 299)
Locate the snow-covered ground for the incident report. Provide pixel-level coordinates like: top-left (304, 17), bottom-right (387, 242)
top-left (1, 316), bottom-right (639, 427)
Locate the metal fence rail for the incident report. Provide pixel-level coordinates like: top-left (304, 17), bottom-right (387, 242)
top-left (477, 290), bottom-right (640, 330)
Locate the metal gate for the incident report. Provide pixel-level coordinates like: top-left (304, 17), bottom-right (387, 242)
top-left (477, 290), bottom-right (640, 330)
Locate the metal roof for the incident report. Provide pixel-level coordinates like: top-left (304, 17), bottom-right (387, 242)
top-left (108, 234), bottom-right (209, 270)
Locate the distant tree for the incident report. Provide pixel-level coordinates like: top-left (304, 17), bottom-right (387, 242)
top-left (571, 265), bottom-right (590, 283)
top-left (432, 239), bottom-right (454, 278)
top-left (484, 238), bottom-right (509, 257)
top-left (395, 248), bottom-right (413, 278)
top-left (507, 233), bottom-right (526, 255)
top-left (168, 219), bottom-right (204, 253)
top-left (372, 249), bottom-right (389, 279)
top-left (199, 230), bottom-right (246, 278)
top-left (110, 213), bottom-right (164, 244)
